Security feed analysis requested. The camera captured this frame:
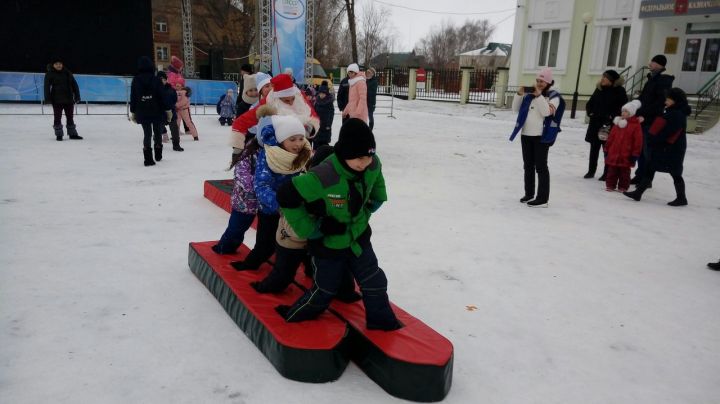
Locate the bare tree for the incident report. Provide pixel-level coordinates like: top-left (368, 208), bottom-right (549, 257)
top-left (420, 20), bottom-right (458, 68)
top-left (313, 0), bottom-right (347, 67)
top-left (344, 0), bottom-right (358, 62)
top-left (358, 2), bottom-right (392, 67)
top-left (456, 19), bottom-right (495, 54)
top-left (420, 19), bottom-right (495, 68)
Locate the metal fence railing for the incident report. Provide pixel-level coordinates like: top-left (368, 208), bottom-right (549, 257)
top-left (468, 69), bottom-right (498, 104)
top-left (416, 69), bottom-right (461, 102)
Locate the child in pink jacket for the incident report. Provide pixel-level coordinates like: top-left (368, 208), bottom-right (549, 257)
top-left (341, 63), bottom-right (369, 124)
top-left (175, 82), bottom-right (199, 141)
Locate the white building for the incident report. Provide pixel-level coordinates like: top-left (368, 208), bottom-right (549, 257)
top-left (508, 0), bottom-right (720, 96)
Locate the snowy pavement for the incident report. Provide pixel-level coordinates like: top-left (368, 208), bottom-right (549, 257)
top-left (1, 100), bottom-right (719, 403)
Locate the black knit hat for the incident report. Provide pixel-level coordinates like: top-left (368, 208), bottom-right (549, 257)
top-left (666, 87), bottom-right (687, 105)
top-left (651, 54), bottom-right (667, 67)
top-left (603, 69), bottom-right (620, 82)
top-left (241, 63), bottom-right (254, 73)
top-left (335, 119), bottom-right (376, 160)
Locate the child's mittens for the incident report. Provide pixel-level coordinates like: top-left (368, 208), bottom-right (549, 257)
top-left (255, 104), bottom-right (277, 118)
top-left (319, 216), bottom-right (346, 235)
top-left (629, 156), bottom-right (638, 165)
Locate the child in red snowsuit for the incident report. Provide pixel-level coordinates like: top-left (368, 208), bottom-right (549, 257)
top-left (604, 100), bottom-right (643, 192)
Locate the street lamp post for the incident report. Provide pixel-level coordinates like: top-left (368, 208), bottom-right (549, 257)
top-left (570, 12), bottom-right (593, 119)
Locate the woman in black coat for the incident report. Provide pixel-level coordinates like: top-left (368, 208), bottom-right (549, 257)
top-left (130, 56), bottom-right (169, 166)
top-left (583, 70), bottom-right (627, 179)
top-left (624, 88), bottom-right (690, 206)
top-left (44, 57), bottom-right (81, 141)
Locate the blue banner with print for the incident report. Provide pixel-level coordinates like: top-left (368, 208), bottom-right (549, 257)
top-left (0, 71), bottom-right (236, 104)
top-left (272, 0), bottom-right (307, 84)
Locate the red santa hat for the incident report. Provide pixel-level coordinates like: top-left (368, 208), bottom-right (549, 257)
top-left (271, 74), bottom-right (299, 98)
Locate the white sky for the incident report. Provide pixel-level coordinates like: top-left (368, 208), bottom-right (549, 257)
top-left (356, 0), bottom-right (517, 51)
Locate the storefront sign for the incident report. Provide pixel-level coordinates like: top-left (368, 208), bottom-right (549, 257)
top-left (639, 0), bottom-right (720, 18)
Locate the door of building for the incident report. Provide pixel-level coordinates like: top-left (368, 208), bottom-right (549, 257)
top-left (678, 35), bottom-right (720, 93)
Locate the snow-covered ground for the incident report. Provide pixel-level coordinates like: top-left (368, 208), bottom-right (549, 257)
top-left (1, 99), bottom-right (719, 404)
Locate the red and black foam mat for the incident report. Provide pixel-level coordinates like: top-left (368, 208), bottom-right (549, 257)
top-left (188, 241), bottom-right (350, 383)
top-left (203, 180), bottom-right (233, 213)
top-left (293, 272), bottom-right (454, 402)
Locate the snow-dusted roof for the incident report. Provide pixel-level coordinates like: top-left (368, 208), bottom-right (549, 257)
top-left (459, 42), bottom-right (511, 57)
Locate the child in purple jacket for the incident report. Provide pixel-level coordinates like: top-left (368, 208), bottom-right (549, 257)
top-left (212, 137), bottom-right (260, 254)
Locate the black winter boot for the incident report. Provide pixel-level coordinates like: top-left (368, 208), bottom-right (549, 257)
top-left (623, 189), bottom-right (643, 201)
top-left (708, 260), bottom-right (720, 271)
top-left (143, 148), bottom-right (155, 166)
top-left (54, 125), bottom-right (63, 141)
top-left (667, 178), bottom-right (687, 206)
top-left (67, 124), bottom-right (83, 139)
top-left (154, 146), bottom-right (163, 162)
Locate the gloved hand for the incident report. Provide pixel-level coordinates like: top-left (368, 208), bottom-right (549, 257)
top-left (304, 199), bottom-right (326, 216)
top-left (304, 123), bottom-right (316, 138)
top-left (319, 216), bottom-right (346, 235)
top-left (129, 113), bottom-right (136, 123)
top-left (165, 110), bottom-right (173, 123)
top-left (603, 152), bottom-right (608, 158)
top-left (629, 156), bottom-right (638, 164)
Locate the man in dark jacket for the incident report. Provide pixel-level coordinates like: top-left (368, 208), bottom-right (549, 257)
top-left (130, 56), bottom-right (169, 166)
top-left (44, 57), bottom-right (81, 140)
top-left (633, 54), bottom-right (674, 184)
top-left (583, 70), bottom-right (627, 179)
top-left (365, 67), bottom-right (378, 130)
top-left (624, 88), bottom-right (690, 206)
top-left (157, 71), bottom-right (183, 152)
top-left (336, 74), bottom-right (350, 122)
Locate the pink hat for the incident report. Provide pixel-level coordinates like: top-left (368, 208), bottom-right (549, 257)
top-left (271, 74), bottom-right (299, 98)
top-left (536, 67), bottom-right (553, 84)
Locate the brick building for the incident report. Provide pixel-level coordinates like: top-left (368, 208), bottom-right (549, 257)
top-left (151, 0), bottom-right (255, 77)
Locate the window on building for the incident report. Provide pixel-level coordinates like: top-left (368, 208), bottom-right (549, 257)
top-left (538, 30), bottom-right (560, 67)
top-left (155, 19), bottom-right (167, 33)
top-left (606, 26), bottom-right (631, 68)
top-left (156, 46), bottom-right (169, 62)
top-left (701, 38), bottom-right (720, 72)
top-left (682, 38), bottom-right (701, 71)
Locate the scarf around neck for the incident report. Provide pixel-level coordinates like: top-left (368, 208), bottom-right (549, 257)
top-left (264, 138), bottom-right (311, 174)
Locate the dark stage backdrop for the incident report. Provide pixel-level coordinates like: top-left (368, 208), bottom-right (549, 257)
top-left (0, 0), bottom-right (153, 75)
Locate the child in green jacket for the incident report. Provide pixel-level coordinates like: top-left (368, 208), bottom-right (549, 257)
top-left (275, 119), bottom-right (402, 330)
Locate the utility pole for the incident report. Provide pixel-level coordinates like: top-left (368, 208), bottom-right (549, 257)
top-left (181, 0), bottom-right (196, 77)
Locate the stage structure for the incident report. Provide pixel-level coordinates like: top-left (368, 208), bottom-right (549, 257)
top-left (257, 0), bottom-right (315, 84)
top-left (181, 0), bottom-right (196, 78)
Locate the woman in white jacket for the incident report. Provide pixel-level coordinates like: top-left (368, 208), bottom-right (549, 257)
top-left (511, 67), bottom-right (559, 208)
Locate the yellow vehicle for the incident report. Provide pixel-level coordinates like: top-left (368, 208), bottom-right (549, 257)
top-left (308, 58), bottom-right (334, 93)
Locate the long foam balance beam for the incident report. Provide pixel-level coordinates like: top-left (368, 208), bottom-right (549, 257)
top-left (188, 241), bottom-right (349, 382)
top-left (293, 273), bottom-right (454, 402)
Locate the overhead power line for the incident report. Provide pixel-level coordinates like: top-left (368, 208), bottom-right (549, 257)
top-left (370, 0), bottom-right (515, 16)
